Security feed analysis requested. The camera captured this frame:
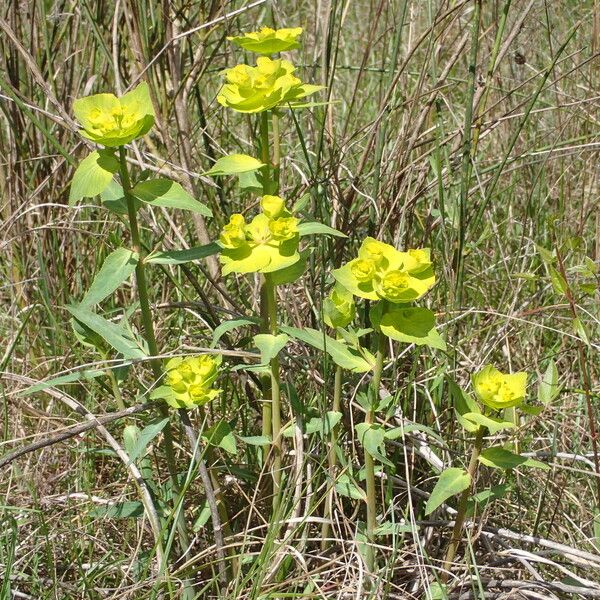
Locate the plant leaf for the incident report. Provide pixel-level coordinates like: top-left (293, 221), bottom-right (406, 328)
top-left (538, 359), bottom-right (560, 405)
top-left (80, 248), bottom-right (138, 307)
top-left (253, 333), bottom-right (289, 364)
top-left (146, 242), bottom-right (221, 265)
top-left (203, 420), bottom-right (237, 455)
top-left (478, 447), bottom-right (549, 470)
top-left (297, 222), bottom-right (347, 238)
top-left (447, 377), bottom-right (481, 432)
top-left (378, 307), bottom-right (447, 350)
top-left (466, 483), bottom-right (512, 517)
top-left (280, 325), bottom-right (373, 373)
top-left (126, 417), bottom-right (170, 463)
top-left (305, 411), bottom-right (342, 437)
top-left (461, 412), bottom-right (516, 434)
top-left (133, 178), bottom-right (211, 216)
top-left (211, 317), bottom-right (259, 348)
top-left (335, 473), bottom-right (366, 501)
top-left (20, 369), bottom-right (105, 396)
top-left (100, 180), bottom-right (134, 215)
top-left (65, 305), bottom-right (147, 359)
top-left (69, 150), bottom-right (118, 205)
top-left (204, 154), bottom-right (265, 176)
top-left (240, 435), bottom-right (271, 446)
top-left (425, 468), bottom-right (471, 515)
top-left (269, 249), bottom-right (310, 285)
top-left (355, 422), bottom-right (393, 467)
top-left (89, 501), bottom-right (144, 519)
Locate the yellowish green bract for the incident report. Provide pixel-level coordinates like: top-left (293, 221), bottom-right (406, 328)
top-left (323, 284), bottom-right (356, 329)
top-left (333, 237), bottom-right (435, 303)
top-left (219, 195), bottom-right (301, 275)
top-left (217, 57), bottom-right (323, 113)
top-left (163, 355), bottom-right (222, 409)
top-left (73, 82), bottom-right (155, 147)
top-left (472, 365), bottom-right (528, 411)
top-left (227, 26), bottom-right (303, 55)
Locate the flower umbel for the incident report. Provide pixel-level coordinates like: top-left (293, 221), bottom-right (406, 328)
top-left (472, 365), bottom-right (528, 411)
top-left (164, 355), bottom-right (221, 409)
top-left (333, 237), bottom-right (435, 303)
top-left (219, 195), bottom-right (300, 275)
top-left (73, 82), bottom-right (155, 147)
top-left (217, 57), bottom-right (323, 113)
top-left (227, 26), bottom-right (303, 55)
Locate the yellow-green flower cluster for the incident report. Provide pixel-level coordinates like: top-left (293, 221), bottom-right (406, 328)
top-left (164, 355), bottom-right (221, 409)
top-left (333, 237), bottom-right (435, 303)
top-left (227, 26), bottom-right (303, 55)
top-left (73, 82), bottom-right (154, 147)
top-left (219, 195), bottom-right (300, 275)
top-left (217, 56), bottom-right (323, 114)
top-left (472, 365), bottom-right (527, 411)
top-left (323, 285), bottom-right (356, 329)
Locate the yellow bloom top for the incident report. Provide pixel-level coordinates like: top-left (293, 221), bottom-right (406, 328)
top-left (217, 57), bottom-right (323, 113)
top-left (163, 355), bottom-right (221, 409)
top-left (333, 237), bottom-right (435, 303)
top-left (219, 195), bottom-right (300, 275)
top-left (227, 26), bottom-right (303, 55)
top-left (73, 82), bottom-right (154, 147)
top-left (472, 365), bottom-right (528, 411)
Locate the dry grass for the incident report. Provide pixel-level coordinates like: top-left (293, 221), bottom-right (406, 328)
top-left (1, 1), bottom-right (599, 598)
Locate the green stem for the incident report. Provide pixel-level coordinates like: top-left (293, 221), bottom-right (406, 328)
top-left (265, 273), bottom-right (282, 511)
top-left (260, 278), bottom-right (273, 464)
top-left (365, 331), bottom-right (386, 572)
top-left (321, 364), bottom-right (343, 551)
top-left (271, 111), bottom-right (280, 193)
top-left (441, 426), bottom-right (486, 581)
top-left (118, 147), bottom-right (194, 588)
top-left (260, 111), bottom-right (271, 192)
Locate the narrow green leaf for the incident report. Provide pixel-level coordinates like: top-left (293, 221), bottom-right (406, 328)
top-left (65, 305), bottom-right (146, 359)
top-left (538, 359), bottom-right (560, 405)
top-left (461, 412), bottom-right (516, 434)
top-left (204, 154), bottom-right (265, 176)
top-left (80, 248), bottom-right (138, 307)
top-left (211, 317), bottom-right (259, 348)
top-left (478, 447), bottom-right (549, 470)
top-left (20, 369), bottom-right (105, 396)
top-left (126, 417), bottom-right (170, 463)
top-left (192, 500), bottom-right (212, 532)
top-left (240, 435), bottom-right (271, 446)
top-left (89, 501), bottom-right (144, 519)
top-left (146, 242), bottom-right (221, 265)
top-left (335, 473), bottom-right (367, 501)
top-left (548, 265), bottom-right (568, 296)
top-left (69, 150), bottom-right (118, 205)
top-left (425, 468), bottom-right (471, 515)
top-left (253, 333), bottom-right (289, 364)
top-left (279, 325), bottom-right (373, 373)
top-left (133, 178), bottom-right (211, 216)
top-left (593, 509), bottom-right (600, 552)
top-left (573, 317), bottom-right (590, 346)
top-left (297, 222), bottom-right (347, 238)
top-left (466, 484), bottom-right (512, 517)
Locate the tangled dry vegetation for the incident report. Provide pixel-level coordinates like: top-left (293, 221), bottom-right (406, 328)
top-left (1, 1), bottom-right (599, 599)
